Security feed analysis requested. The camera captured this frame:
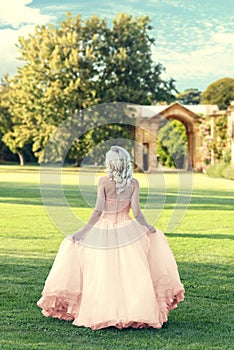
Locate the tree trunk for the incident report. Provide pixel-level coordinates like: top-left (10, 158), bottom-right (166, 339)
top-left (17, 151), bottom-right (25, 166)
top-left (74, 155), bottom-right (81, 167)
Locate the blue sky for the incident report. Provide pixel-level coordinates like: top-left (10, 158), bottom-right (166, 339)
top-left (0, 0), bottom-right (233, 92)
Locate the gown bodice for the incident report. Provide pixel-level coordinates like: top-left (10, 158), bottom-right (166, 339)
top-left (94, 176), bottom-right (142, 225)
top-left (101, 198), bottom-right (131, 223)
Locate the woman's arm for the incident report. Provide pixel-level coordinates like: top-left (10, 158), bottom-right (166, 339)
top-left (131, 179), bottom-right (156, 233)
top-left (73, 177), bottom-right (105, 240)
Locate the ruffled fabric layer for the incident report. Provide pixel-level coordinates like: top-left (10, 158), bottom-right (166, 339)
top-left (37, 228), bottom-right (184, 330)
top-left (38, 291), bottom-right (80, 321)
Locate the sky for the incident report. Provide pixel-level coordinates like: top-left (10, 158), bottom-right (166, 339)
top-left (0, 0), bottom-right (233, 92)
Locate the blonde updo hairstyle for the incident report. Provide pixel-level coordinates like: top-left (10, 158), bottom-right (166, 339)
top-left (105, 146), bottom-right (133, 194)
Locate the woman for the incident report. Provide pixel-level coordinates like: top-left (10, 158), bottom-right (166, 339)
top-left (37, 145), bottom-right (184, 330)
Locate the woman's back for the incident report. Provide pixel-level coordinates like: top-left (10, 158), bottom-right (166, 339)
top-left (96, 176), bottom-right (141, 218)
top-left (100, 175), bottom-right (136, 200)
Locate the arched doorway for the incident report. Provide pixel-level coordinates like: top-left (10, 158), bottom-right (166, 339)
top-left (156, 118), bottom-right (189, 169)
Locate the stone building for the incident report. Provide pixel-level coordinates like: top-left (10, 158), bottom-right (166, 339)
top-left (134, 101), bottom-right (234, 172)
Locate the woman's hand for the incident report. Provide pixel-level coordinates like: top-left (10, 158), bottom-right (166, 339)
top-left (72, 230), bottom-right (85, 242)
top-left (147, 225), bottom-right (156, 233)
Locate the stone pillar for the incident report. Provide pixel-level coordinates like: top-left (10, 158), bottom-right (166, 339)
top-left (210, 117), bottom-right (215, 165)
top-left (187, 131), bottom-right (194, 169)
top-left (149, 116), bottom-right (160, 172)
top-left (231, 121), bottom-right (234, 165)
top-left (148, 142), bottom-right (157, 171)
top-left (193, 122), bottom-right (203, 171)
top-left (227, 101), bottom-right (234, 164)
top-left (134, 127), bottom-right (143, 170)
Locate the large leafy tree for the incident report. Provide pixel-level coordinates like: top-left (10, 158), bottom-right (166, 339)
top-left (4, 13), bottom-right (177, 164)
top-left (201, 77), bottom-right (234, 110)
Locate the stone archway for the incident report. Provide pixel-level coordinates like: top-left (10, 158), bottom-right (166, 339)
top-left (133, 101), bottom-right (234, 172)
top-left (134, 102), bottom-right (203, 171)
top-left (159, 103), bottom-right (201, 169)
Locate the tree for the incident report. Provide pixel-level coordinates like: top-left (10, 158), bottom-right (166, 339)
top-left (6, 12), bottom-right (177, 164)
top-left (95, 13), bottom-right (177, 104)
top-left (176, 88), bottom-right (201, 105)
top-left (201, 78), bottom-right (234, 110)
top-left (0, 75), bottom-right (31, 165)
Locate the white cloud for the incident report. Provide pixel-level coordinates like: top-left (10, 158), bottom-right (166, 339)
top-left (153, 31), bottom-right (234, 90)
top-left (0, 0), bottom-right (54, 77)
top-left (0, 0), bottom-right (53, 28)
top-left (0, 25), bottom-right (36, 77)
top-left (160, 0), bottom-right (196, 11)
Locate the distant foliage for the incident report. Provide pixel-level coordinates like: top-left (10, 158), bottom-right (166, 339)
top-left (201, 77), bottom-right (234, 110)
top-left (176, 88), bottom-right (201, 105)
top-left (157, 119), bottom-right (188, 168)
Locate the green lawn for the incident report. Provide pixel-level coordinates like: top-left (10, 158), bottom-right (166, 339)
top-left (0, 165), bottom-right (233, 350)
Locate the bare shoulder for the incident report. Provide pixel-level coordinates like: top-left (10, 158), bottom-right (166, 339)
top-left (98, 175), bottom-right (109, 185)
top-left (131, 177), bottom-right (139, 187)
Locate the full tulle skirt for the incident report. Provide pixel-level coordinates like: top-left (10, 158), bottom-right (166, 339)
top-left (37, 220), bottom-right (184, 330)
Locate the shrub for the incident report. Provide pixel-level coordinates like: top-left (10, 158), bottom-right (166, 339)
top-left (222, 164), bottom-right (234, 180)
top-left (206, 162), bottom-right (234, 180)
top-left (206, 162), bottom-right (226, 178)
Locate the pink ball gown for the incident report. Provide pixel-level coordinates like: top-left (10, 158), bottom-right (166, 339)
top-left (37, 176), bottom-right (184, 330)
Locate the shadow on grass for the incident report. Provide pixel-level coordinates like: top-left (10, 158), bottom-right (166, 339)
top-left (0, 182), bottom-right (234, 212)
top-left (0, 254), bottom-right (233, 350)
top-left (166, 232), bottom-right (234, 240)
